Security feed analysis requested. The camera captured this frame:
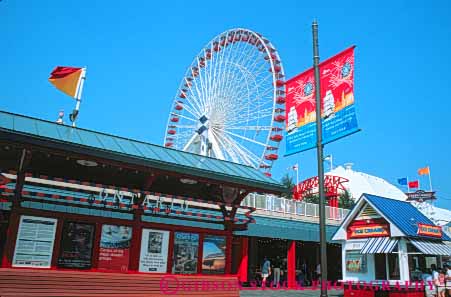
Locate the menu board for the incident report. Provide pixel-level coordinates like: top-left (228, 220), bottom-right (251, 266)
top-left (202, 235), bottom-right (226, 274)
top-left (345, 251), bottom-right (367, 273)
top-left (139, 229), bottom-right (169, 273)
top-left (57, 222), bottom-right (95, 269)
top-left (13, 216), bottom-right (57, 268)
top-left (173, 232), bottom-right (199, 274)
top-left (98, 224), bottom-right (133, 272)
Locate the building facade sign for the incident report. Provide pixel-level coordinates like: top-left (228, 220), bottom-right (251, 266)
top-left (348, 224), bottom-right (390, 239)
top-left (417, 223), bottom-right (442, 238)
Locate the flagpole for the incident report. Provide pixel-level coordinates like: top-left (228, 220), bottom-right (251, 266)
top-left (312, 20), bottom-right (328, 297)
top-left (428, 167), bottom-right (433, 192)
top-left (406, 176), bottom-right (409, 193)
top-left (72, 67), bottom-right (87, 127)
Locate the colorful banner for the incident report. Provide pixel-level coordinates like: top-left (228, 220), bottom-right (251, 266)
top-left (13, 216), bottom-right (57, 268)
top-left (202, 235), bottom-right (226, 274)
top-left (57, 222), bottom-right (95, 269)
top-left (417, 223), bottom-right (442, 238)
top-left (98, 224), bottom-right (133, 272)
top-left (285, 46), bottom-right (359, 154)
top-left (139, 229), bottom-right (170, 273)
top-left (172, 232), bottom-right (199, 274)
top-left (348, 224), bottom-right (390, 239)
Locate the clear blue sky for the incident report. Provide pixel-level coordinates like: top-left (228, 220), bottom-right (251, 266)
top-left (1, 0), bottom-right (451, 209)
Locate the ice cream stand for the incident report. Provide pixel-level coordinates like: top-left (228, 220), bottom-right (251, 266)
top-left (332, 194), bottom-right (451, 296)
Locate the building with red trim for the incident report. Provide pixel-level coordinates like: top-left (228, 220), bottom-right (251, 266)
top-left (0, 110), bottom-right (346, 296)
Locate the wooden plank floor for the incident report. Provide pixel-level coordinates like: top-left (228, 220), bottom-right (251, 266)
top-left (0, 268), bottom-right (240, 297)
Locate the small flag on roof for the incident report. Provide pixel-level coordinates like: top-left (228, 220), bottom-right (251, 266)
top-left (48, 66), bottom-right (85, 98)
top-left (397, 178), bottom-right (407, 185)
top-left (408, 180), bottom-right (419, 189)
top-left (418, 166), bottom-right (430, 176)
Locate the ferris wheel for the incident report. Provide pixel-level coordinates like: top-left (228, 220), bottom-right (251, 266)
top-left (164, 28), bottom-right (286, 176)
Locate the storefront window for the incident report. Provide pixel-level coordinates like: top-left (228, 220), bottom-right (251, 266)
top-left (202, 235), bottom-right (226, 274)
top-left (387, 253), bottom-right (400, 280)
top-left (98, 224), bottom-right (132, 272)
top-left (173, 232), bottom-right (199, 274)
top-left (57, 221), bottom-right (95, 269)
top-left (375, 254), bottom-right (387, 280)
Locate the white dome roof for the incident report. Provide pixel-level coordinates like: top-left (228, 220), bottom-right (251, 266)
top-left (325, 165), bottom-right (407, 201)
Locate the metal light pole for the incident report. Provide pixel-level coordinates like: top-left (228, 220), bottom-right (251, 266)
top-left (312, 20), bottom-right (328, 297)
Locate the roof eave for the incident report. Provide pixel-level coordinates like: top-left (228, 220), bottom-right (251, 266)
top-left (0, 129), bottom-right (286, 195)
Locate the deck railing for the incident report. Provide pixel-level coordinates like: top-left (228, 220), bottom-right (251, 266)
top-left (241, 193), bottom-right (350, 221)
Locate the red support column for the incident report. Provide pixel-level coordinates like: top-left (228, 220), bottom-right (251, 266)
top-left (197, 233), bottom-right (204, 274)
top-left (1, 210), bottom-right (20, 268)
top-left (166, 231), bottom-right (174, 273)
top-left (91, 222), bottom-right (103, 270)
top-left (287, 240), bottom-right (296, 288)
top-left (50, 218), bottom-right (64, 268)
top-left (238, 237), bottom-right (249, 283)
top-left (128, 208), bottom-right (143, 272)
top-left (225, 232), bottom-right (233, 274)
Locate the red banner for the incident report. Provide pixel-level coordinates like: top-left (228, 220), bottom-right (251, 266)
top-left (285, 46), bottom-right (358, 154)
top-left (417, 223), bottom-right (442, 238)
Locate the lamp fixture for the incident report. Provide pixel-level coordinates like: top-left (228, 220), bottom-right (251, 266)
top-left (180, 178), bottom-right (197, 185)
top-left (76, 159), bottom-right (98, 167)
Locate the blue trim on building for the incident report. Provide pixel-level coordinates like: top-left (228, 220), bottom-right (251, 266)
top-left (364, 194), bottom-right (451, 241)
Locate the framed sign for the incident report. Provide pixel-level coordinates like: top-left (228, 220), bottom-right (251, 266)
top-left (173, 232), bottom-right (199, 274)
top-left (139, 229), bottom-right (169, 273)
top-left (13, 216), bottom-right (57, 268)
top-left (57, 222), bottom-right (95, 269)
top-left (345, 251), bottom-right (367, 273)
top-left (98, 224), bottom-right (133, 272)
top-left (202, 235), bottom-right (226, 274)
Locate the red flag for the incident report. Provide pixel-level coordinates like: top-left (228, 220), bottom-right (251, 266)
top-left (48, 66), bottom-right (84, 98)
top-left (408, 181), bottom-right (419, 189)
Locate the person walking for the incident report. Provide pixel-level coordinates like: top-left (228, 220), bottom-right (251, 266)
top-left (316, 263), bottom-right (321, 282)
top-left (261, 256), bottom-right (271, 288)
top-left (272, 256), bottom-right (282, 288)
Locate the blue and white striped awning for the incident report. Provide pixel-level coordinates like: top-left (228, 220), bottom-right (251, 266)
top-left (360, 237), bottom-right (398, 254)
top-left (409, 238), bottom-right (451, 256)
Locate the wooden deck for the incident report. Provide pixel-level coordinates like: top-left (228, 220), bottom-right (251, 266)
top-left (0, 268), bottom-right (240, 297)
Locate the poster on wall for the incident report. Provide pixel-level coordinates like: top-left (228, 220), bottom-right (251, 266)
top-left (285, 46), bottom-right (359, 155)
top-left (173, 232), bottom-right (199, 274)
top-left (13, 215), bottom-right (57, 268)
top-left (202, 235), bottom-right (226, 274)
top-left (139, 229), bottom-right (169, 273)
top-left (98, 224), bottom-right (133, 272)
top-left (57, 222), bottom-right (95, 269)
top-left (345, 251), bottom-right (367, 273)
